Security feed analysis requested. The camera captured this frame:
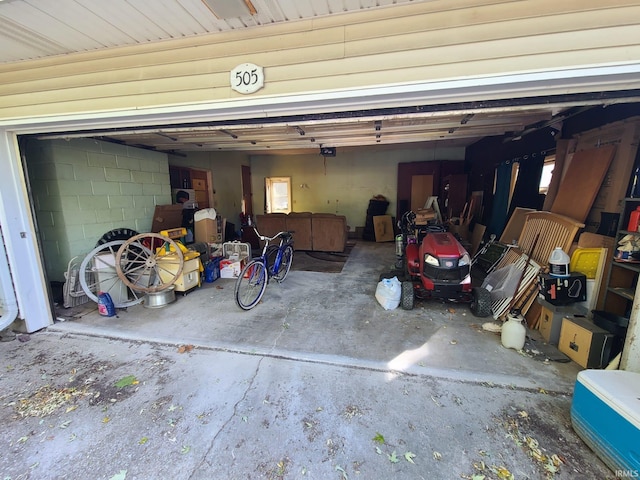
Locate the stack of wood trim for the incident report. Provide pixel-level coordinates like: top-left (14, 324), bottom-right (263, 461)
top-left (494, 211), bottom-right (584, 320)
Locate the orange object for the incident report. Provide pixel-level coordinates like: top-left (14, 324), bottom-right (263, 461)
top-left (627, 206), bottom-right (640, 232)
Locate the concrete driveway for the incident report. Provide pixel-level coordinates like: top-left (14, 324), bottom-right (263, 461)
top-left (0, 241), bottom-right (614, 479)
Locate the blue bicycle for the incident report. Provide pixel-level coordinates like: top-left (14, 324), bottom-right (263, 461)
top-left (234, 228), bottom-right (294, 310)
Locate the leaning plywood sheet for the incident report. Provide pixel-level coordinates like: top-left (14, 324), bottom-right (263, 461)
top-left (550, 145), bottom-right (616, 223)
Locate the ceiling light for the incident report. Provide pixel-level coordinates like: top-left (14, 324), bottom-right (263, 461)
top-left (202, 0), bottom-right (256, 19)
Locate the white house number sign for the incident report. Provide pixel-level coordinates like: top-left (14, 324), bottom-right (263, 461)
top-left (230, 63), bottom-right (264, 94)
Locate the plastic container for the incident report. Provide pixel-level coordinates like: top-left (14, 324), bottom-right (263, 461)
top-left (570, 248), bottom-right (603, 279)
top-left (375, 276), bottom-right (401, 310)
top-left (395, 235), bottom-right (403, 257)
top-left (204, 258), bottom-right (220, 283)
top-left (571, 370), bottom-right (640, 474)
top-left (627, 206), bottom-right (640, 232)
top-left (97, 291), bottom-right (116, 317)
top-left (549, 247), bottom-right (570, 277)
top-left (501, 311), bottom-right (526, 350)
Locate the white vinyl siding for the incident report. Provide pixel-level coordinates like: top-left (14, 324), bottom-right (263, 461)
top-left (0, 0), bottom-right (639, 119)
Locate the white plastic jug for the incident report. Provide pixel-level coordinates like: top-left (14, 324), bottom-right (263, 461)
top-left (549, 247), bottom-right (570, 277)
top-left (501, 311), bottom-right (526, 350)
top-left (375, 276), bottom-right (401, 310)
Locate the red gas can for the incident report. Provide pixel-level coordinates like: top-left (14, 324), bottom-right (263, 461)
top-left (627, 206), bottom-right (640, 232)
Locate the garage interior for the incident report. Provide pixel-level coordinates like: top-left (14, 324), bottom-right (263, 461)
top-left (2, 1), bottom-right (640, 476)
top-left (0, 0), bottom-right (638, 371)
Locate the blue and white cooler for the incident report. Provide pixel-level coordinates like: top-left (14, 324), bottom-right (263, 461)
top-left (571, 369), bottom-right (640, 475)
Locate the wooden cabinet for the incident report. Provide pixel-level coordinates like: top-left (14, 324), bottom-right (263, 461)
top-left (169, 166), bottom-right (210, 209)
top-left (603, 197), bottom-right (640, 318)
top-left (169, 166), bottom-right (191, 189)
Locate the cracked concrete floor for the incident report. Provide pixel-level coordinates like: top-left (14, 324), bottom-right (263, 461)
top-left (0, 241), bottom-right (615, 479)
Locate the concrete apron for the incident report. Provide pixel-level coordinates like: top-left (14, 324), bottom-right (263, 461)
top-left (50, 241), bottom-right (583, 394)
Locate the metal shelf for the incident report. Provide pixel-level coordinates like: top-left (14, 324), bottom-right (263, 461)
top-left (612, 260), bottom-right (640, 273)
top-left (607, 286), bottom-right (636, 301)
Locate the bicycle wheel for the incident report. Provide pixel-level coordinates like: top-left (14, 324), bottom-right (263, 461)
top-left (234, 259), bottom-right (268, 310)
top-left (78, 240), bottom-right (145, 308)
top-left (272, 245), bottom-right (293, 283)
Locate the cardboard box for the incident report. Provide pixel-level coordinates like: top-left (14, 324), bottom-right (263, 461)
top-left (194, 210), bottom-right (224, 243)
top-left (558, 316), bottom-right (614, 368)
top-left (373, 215), bottom-right (394, 242)
top-left (151, 204), bottom-right (184, 233)
top-left (539, 272), bottom-right (587, 305)
top-left (414, 208), bottom-right (436, 225)
top-left (537, 298), bottom-right (587, 345)
top-left (220, 258), bottom-right (243, 278)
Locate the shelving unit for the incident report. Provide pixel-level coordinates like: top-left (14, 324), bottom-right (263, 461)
top-left (603, 197), bottom-right (640, 318)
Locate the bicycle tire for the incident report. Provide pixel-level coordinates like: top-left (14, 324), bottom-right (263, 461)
top-left (272, 245), bottom-right (293, 283)
top-left (234, 259), bottom-right (268, 310)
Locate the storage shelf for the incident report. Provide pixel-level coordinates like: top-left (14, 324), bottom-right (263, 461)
top-left (612, 260), bottom-right (640, 273)
top-left (604, 197), bottom-right (640, 316)
top-left (607, 286), bottom-right (636, 301)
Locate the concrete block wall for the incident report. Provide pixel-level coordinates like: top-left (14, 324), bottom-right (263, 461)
top-left (25, 138), bottom-right (171, 282)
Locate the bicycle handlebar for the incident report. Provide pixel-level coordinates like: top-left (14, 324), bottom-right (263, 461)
top-left (251, 227), bottom-right (293, 243)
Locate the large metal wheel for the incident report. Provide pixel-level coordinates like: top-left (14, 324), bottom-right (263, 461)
top-left (115, 233), bottom-right (184, 293)
top-left (78, 241), bottom-right (145, 308)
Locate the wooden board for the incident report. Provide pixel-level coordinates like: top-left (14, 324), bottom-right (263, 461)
top-left (470, 223), bottom-right (486, 257)
top-left (500, 207), bottom-right (535, 245)
top-left (550, 145), bottom-right (616, 222)
top-left (410, 175), bottom-right (433, 212)
top-left (373, 215), bottom-right (394, 242)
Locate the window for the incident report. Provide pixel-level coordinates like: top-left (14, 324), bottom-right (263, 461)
top-left (265, 177), bottom-right (291, 213)
top-left (539, 155), bottom-right (556, 194)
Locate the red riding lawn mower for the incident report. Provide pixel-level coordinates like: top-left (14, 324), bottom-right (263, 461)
top-left (389, 211), bottom-right (492, 317)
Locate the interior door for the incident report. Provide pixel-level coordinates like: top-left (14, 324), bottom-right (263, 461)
top-left (410, 175), bottom-right (433, 211)
top-left (241, 165), bottom-right (253, 216)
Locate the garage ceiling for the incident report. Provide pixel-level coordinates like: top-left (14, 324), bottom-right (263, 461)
top-left (50, 106), bottom-right (570, 154)
top-left (0, 0), bottom-right (618, 153)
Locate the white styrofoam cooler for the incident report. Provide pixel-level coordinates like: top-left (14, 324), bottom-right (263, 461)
top-left (571, 369), bottom-right (640, 475)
